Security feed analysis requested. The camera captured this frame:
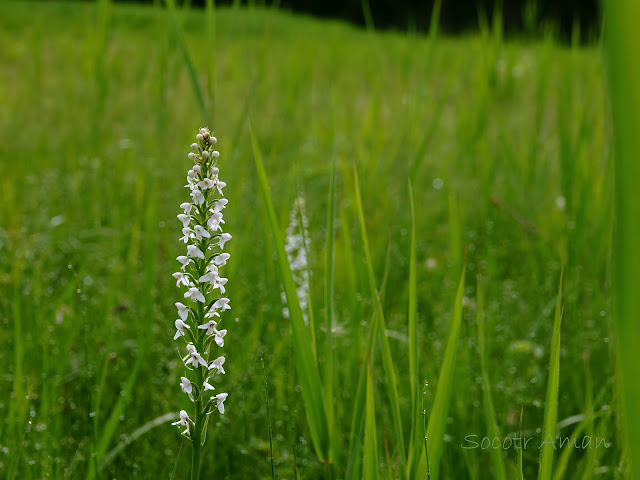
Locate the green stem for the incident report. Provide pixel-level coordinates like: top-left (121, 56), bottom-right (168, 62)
top-left (191, 406), bottom-right (202, 480)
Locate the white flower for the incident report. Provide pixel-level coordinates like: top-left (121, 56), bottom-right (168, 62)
top-left (185, 349), bottom-right (208, 368)
top-left (180, 203), bottom-right (192, 214)
top-left (212, 392), bottom-right (228, 414)
top-left (215, 329), bottom-right (227, 347)
top-left (194, 225), bottom-right (211, 240)
top-left (207, 212), bottom-right (224, 231)
top-left (218, 233), bottom-right (232, 249)
top-left (191, 189), bottom-right (205, 205)
top-left (174, 319), bottom-right (191, 340)
top-left (187, 245), bottom-right (205, 260)
top-left (213, 298), bottom-right (231, 312)
top-left (180, 377), bottom-right (192, 394)
top-left (183, 343), bottom-right (196, 360)
top-left (177, 214), bottom-right (190, 228)
top-left (175, 302), bottom-right (189, 321)
top-left (177, 256), bottom-right (190, 270)
top-left (209, 356), bottom-right (226, 374)
top-left (203, 381), bottom-right (215, 391)
top-left (213, 198), bottom-right (228, 213)
top-left (191, 143), bottom-right (199, 151)
top-left (198, 272), bottom-right (215, 284)
top-left (198, 178), bottom-right (214, 190)
top-left (216, 277), bottom-right (228, 294)
top-left (184, 287), bottom-right (206, 303)
top-left (214, 253), bottom-right (230, 266)
top-left (215, 180), bottom-right (226, 195)
top-left (179, 227), bottom-right (192, 243)
top-left (197, 319), bottom-right (218, 336)
top-left (212, 150), bottom-right (220, 158)
top-left (188, 152), bottom-right (196, 161)
top-left (172, 409), bottom-right (192, 435)
top-left (173, 271), bottom-right (190, 287)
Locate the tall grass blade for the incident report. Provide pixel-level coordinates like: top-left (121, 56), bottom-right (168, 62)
top-left (603, 1), bottom-right (640, 475)
top-left (324, 100), bottom-right (338, 462)
top-left (423, 257), bottom-right (466, 479)
top-left (476, 270), bottom-right (507, 480)
top-left (537, 267), bottom-right (564, 480)
top-left (248, 115), bottom-right (329, 461)
top-left (407, 179), bottom-right (421, 479)
top-left (517, 405), bottom-right (524, 480)
top-left (353, 165), bottom-right (406, 473)
top-left (363, 358), bottom-right (379, 480)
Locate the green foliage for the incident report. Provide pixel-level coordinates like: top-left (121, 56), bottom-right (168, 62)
top-left (0, 1), bottom-right (621, 479)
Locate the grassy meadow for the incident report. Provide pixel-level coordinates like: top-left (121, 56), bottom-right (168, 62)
top-left (0, 1), bottom-right (623, 478)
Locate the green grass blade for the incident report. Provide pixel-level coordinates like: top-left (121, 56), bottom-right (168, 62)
top-left (346, 345), bottom-right (371, 480)
top-left (476, 271), bottom-right (507, 480)
top-left (363, 358), bottom-right (379, 480)
top-left (537, 267), bottom-right (564, 480)
top-left (407, 179), bottom-right (421, 479)
top-left (603, 1), bottom-right (640, 475)
top-left (424, 258), bottom-right (466, 479)
top-left (248, 114), bottom-right (329, 461)
top-left (323, 96), bottom-right (338, 462)
top-left (353, 164), bottom-right (406, 473)
top-left (517, 405), bottom-right (525, 480)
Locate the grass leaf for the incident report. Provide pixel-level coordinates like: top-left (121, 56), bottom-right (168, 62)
top-left (537, 267), bottom-right (564, 480)
top-left (424, 258), bottom-right (466, 479)
top-left (248, 114), bottom-right (329, 461)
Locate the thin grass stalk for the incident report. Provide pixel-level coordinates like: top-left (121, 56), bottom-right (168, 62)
top-left (476, 270), bottom-right (507, 480)
top-left (537, 267), bottom-right (564, 480)
top-left (407, 179), bottom-right (421, 479)
top-left (353, 164), bottom-right (406, 475)
top-left (422, 258), bottom-right (466, 479)
top-left (517, 405), bottom-right (524, 480)
top-left (323, 98), bottom-right (338, 463)
top-left (363, 358), bottom-right (379, 480)
top-left (262, 358), bottom-right (276, 480)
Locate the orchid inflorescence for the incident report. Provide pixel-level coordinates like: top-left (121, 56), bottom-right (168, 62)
top-left (171, 127), bottom-right (230, 443)
top-left (282, 197), bottom-right (311, 323)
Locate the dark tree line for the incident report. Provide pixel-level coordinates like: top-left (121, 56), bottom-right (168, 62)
top-left (114, 0), bottom-right (602, 41)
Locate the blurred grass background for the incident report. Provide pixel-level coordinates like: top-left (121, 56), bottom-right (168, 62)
top-left (0, 0), bottom-right (621, 478)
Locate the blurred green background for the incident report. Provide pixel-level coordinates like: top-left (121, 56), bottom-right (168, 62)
top-left (0, 0), bottom-right (626, 478)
